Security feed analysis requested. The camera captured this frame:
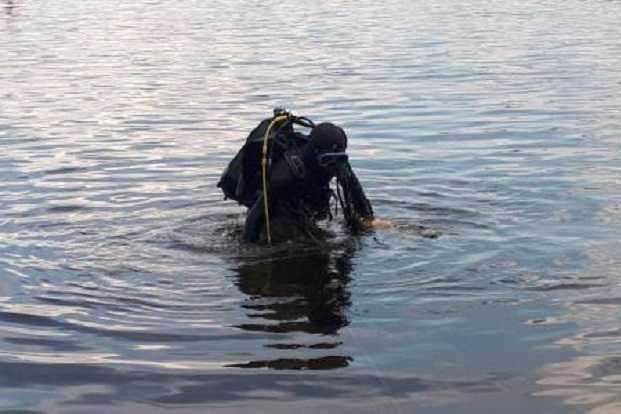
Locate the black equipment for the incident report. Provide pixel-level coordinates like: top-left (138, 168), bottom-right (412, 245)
top-left (217, 109), bottom-right (373, 243)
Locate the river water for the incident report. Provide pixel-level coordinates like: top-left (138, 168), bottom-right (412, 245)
top-left (1, 0), bottom-right (621, 413)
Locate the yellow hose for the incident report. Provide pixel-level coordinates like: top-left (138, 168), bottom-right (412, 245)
top-left (261, 114), bottom-right (289, 244)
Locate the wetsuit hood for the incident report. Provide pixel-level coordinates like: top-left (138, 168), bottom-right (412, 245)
top-left (303, 123), bottom-right (348, 181)
top-left (309, 123), bottom-right (347, 153)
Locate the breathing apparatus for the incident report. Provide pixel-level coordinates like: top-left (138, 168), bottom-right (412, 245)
top-left (260, 108), bottom-right (350, 244)
top-left (261, 109), bottom-right (310, 244)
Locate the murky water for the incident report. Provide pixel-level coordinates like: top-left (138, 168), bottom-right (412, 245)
top-left (2, 0), bottom-right (621, 412)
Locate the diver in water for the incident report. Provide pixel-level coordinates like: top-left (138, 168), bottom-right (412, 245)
top-left (217, 109), bottom-right (377, 244)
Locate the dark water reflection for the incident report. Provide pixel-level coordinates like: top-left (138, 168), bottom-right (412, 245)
top-left (230, 244), bottom-right (355, 369)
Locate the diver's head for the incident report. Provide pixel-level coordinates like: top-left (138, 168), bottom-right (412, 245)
top-left (310, 123), bottom-right (347, 153)
top-left (305, 123), bottom-right (349, 180)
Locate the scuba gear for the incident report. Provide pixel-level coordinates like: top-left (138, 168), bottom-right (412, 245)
top-left (318, 152), bottom-right (349, 168)
top-left (302, 122), bottom-right (348, 177)
top-left (261, 114), bottom-right (289, 244)
top-left (217, 109), bottom-right (313, 208)
top-left (217, 109), bottom-right (374, 244)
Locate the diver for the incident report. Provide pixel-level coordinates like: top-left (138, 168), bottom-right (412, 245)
top-left (217, 109), bottom-right (377, 244)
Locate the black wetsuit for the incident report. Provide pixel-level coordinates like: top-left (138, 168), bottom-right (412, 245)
top-left (218, 115), bottom-right (374, 243)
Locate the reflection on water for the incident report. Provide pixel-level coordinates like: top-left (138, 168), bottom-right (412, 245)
top-left (229, 243), bottom-right (355, 369)
top-left (4, 0), bottom-right (13, 16)
top-left (535, 239), bottom-right (621, 413)
top-left (537, 355), bottom-right (621, 414)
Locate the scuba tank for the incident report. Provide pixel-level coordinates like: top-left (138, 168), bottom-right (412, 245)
top-left (217, 109), bottom-right (313, 208)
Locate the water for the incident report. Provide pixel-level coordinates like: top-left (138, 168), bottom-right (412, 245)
top-left (1, 0), bottom-right (621, 412)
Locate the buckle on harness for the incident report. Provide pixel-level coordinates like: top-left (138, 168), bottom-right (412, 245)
top-left (285, 153), bottom-right (306, 179)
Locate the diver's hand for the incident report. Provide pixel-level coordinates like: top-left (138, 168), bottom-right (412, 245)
top-left (360, 218), bottom-right (394, 230)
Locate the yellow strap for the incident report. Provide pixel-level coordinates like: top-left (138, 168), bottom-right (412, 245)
top-left (261, 115), bottom-right (289, 245)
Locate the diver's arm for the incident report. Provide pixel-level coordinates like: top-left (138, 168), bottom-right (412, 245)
top-left (343, 163), bottom-right (374, 218)
top-left (337, 164), bottom-right (394, 230)
top-left (337, 163), bottom-right (374, 232)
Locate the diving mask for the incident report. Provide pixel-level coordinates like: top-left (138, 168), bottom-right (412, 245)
top-left (317, 152), bottom-right (349, 167)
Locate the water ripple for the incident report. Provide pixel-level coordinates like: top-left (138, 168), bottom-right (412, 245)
top-left (2, 0), bottom-right (621, 412)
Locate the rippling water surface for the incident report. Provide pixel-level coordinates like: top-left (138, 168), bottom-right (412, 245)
top-left (2, 0), bottom-right (621, 412)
